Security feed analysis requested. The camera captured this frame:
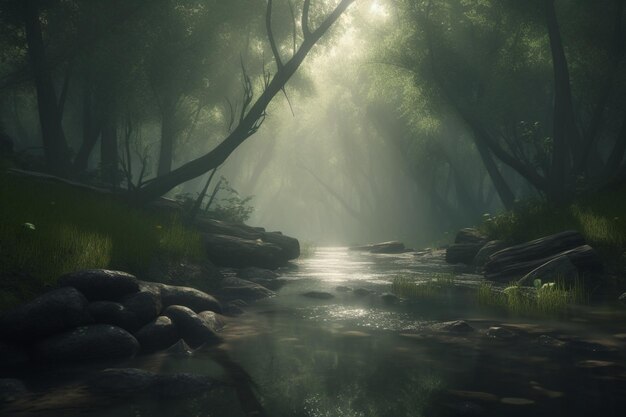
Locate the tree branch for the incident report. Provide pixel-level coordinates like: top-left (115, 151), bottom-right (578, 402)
top-left (266, 0), bottom-right (283, 70)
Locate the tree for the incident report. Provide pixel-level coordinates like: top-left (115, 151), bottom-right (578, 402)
top-left (131, 0), bottom-right (356, 203)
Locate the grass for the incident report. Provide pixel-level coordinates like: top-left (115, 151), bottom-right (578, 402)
top-left (391, 273), bottom-right (455, 300)
top-left (0, 169), bottom-right (203, 309)
top-left (480, 185), bottom-right (626, 270)
top-left (477, 277), bottom-right (588, 317)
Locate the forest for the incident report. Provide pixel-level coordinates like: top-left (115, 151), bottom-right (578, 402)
top-left (0, 1), bottom-right (625, 417)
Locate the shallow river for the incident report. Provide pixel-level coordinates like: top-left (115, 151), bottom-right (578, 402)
top-left (5, 248), bottom-right (626, 417)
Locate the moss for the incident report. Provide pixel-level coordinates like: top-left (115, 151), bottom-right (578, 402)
top-left (0, 171), bottom-right (204, 309)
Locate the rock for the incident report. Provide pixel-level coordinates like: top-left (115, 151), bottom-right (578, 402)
top-left (247, 277), bottom-right (287, 290)
top-left (473, 240), bottom-right (507, 267)
top-left (165, 339), bottom-right (194, 356)
top-left (159, 284), bottom-right (221, 313)
top-left (349, 241), bottom-right (406, 254)
top-left (195, 218), bottom-right (300, 261)
top-left (0, 378), bottom-right (27, 403)
top-left (0, 287), bottom-right (92, 343)
top-left (198, 311), bottom-right (226, 333)
top-left (518, 255), bottom-right (579, 287)
top-left (121, 290), bottom-right (162, 326)
top-left (0, 342), bottom-right (29, 369)
top-left (537, 335), bottom-right (567, 348)
top-left (302, 291), bottom-right (334, 299)
top-left (484, 231), bottom-right (588, 278)
top-left (135, 316), bottom-right (179, 353)
top-left (35, 324), bottom-right (139, 363)
top-left (223, 303), bottom-right (245, 316)
top-left (237, 267), bottom-right (279, 280)
top-left (218, 277), bottom-right (275, 302)
top-left (486, 326), bottom-right (516, 339)
top-left (335, 285), bottom-right (352, 292)
top-left (163, 305), bottom-right (220, 348)
top-left (203, 233), bottom-right (288, 269)
top-left (88, 301), bottom-right (140, 331)
top-left (88, 368), bottom-right (218, 398)
top-left (353, 288), bottom-right (372, 297)
top-left (143, 258), bottom-right (222, 293)
top-left (380, 293), bottom-right (399, 304)
top-left (455, 228), bottom-right (488, 245)
top-left (446, 243), bottom-right (484, 264)
top-left (58, 269), bottom-right (139, 301)
top-left (433, 320), bottom-right (474, 333)
top-left (487, 244), bottom-right (601, 281)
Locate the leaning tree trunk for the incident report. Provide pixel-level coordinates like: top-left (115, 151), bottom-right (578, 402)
top-left (131, 0), bottom-right (356, 204)
top-left (545, 0), bottom-right (581, 202)
top-left (22, 0), bottom-right (71, 176)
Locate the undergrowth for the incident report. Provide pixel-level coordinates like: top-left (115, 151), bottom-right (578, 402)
top-left (0, 171), bottom-right (203, 309)
top-left (391, 273), bottom-right (455, 300)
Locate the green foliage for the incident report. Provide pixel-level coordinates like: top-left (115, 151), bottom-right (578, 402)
top-left (0, 173), bottom-right (203, 309)
top-left (391, 273), bottom-right (455, 300)
top-left (206, 176), bottom-right (255, 224)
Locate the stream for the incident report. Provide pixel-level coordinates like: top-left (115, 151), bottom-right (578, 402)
top-left (4, 248), bottom-right (626, 417)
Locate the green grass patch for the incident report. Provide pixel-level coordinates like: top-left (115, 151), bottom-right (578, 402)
top-left (391, 273), bottom-right (455, 300)
top-left (0, 171), bottom-right (203, 309)
top-left (477, 278), bottom-right (588, 317)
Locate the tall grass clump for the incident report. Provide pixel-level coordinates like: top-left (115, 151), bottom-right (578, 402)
top-left (0, 172), bottom-right (203, 308)
top-left (477, 277), bottom-right (588, 317)
top-left (391, 273), bottom-right (455, 300)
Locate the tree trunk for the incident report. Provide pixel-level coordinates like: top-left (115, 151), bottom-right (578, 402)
top-left (157, 96), bottom-right (177, 177)
top-left (22, 0), bottom-right (71, 175)
top-left (474, 134), bottom-right (515, 209)
top-left (73, 85), bottom-right (101, 174)
top-left (100, 113), bottom-right (119, 187)
top-left (545, 0), bottom-right (581, 201)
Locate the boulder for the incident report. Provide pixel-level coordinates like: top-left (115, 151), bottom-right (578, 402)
top-left (88, 301), bottom-right (140, 331)
top-left (0, 287), bottom-right (92, 343)
top-left (473, 240), bottom-right (508, 267)
top-left (237, 267), bottom-right (279, 281)
top-left (159, 284), bottom-right (221, 313)
top-left (58, 270), bottom-right (139, 301)
top-left (218, 277), bottom-right (275, 302)
top-left (350, 241), bottom-right (406, 254)
top-left (486, 244), bottom-right (601, 281)
top-left (302, 291), bottom-right (334, 299)
top-left (198, 311), bottom-right (226, 333)
top-left (203, 233), bottom-right (287, 269)
top-left (484, 231), bottom-right (586, 277)
top-left (163, 305), bottom-right (220, 348)
top-left (135, 316), bottom-right (179, 353)
top-left (433, 320), bottom-right (474, 333)
top-left (455, 228), bottom-right (488, 245)
top-left (0, 342), bottom-right (29, 369)
top-left (518, 256), bottom-right (579, 287)
top-left (195, 218), bottom-right (300, 260)
top-left (35, 324), bottom-right (139, 363)
top-left (353, 288), bottom-right (372, 297)
top-left (446, 243), bottom-right (484, 264)
top-left (121, 290), bottom-right (162, 326)
top-left (486, 326), bottom-right (516, 339)
top-left (380, 293), bottom-right (400, 304)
